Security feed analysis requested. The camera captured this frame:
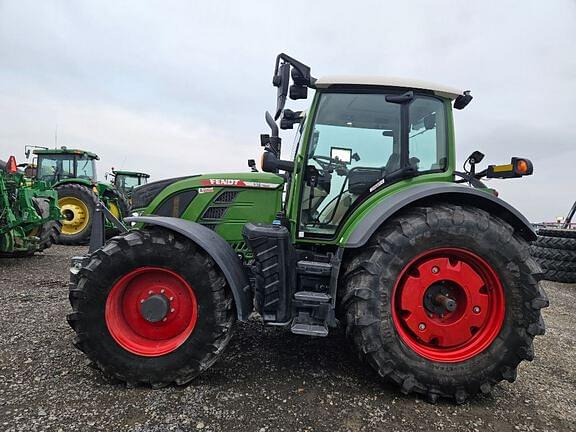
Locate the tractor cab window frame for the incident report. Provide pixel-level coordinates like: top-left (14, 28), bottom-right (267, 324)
top-left (297, 88), bottom-right (449, 239)
top-left (37, 154), bottom-right (97, 183)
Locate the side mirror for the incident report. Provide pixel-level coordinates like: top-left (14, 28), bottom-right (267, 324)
top-left (454, 91), bottom-right (473, 110)
top-left (273, 62), bottom-right (290, 120)
top-left (289, 68), bottom-right (309, 100)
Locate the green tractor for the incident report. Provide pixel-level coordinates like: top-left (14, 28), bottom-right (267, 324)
top-left (29, 147), bottom-right (128, 244)
top-left (109, 169), bottom-right (150, 202)
top-left (68, 54), bottom-right (548, 403)
top-left (0, 156), bottom-right (61, 256)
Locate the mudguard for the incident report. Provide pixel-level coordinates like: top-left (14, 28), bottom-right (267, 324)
top-left (345, 183), bottom-right (536, 248)
top-left (125, 216), bottom-right (253, 321)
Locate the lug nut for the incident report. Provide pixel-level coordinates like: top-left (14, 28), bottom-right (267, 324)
top-left (418, 323), bottom-right (426, 331)
top-left (473, 306), bottom-right (481, 314)
top-left (162, 317), bottom-right (167, 322)
top-left (140, 299), bottom-right (144, 304)
top-left (169, 297), bottom-right (174, 301)
top-left (148, 290), bottom-right (153, 295)
top-left (170, 308), bottom-right (175, 313)
top-left (431, 266), bottom-right (439, 274)
top-left (161, 289), bottom-right (165, 294)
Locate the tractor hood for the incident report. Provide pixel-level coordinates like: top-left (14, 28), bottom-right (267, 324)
top-left (132, 172), bottom-right (284, 212)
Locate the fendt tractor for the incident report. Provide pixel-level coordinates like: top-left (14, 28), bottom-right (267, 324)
top-left (67, 54), bottom-right (548, 403)
top-left (0, 156), bottom-right (61, 256)
top-left (109, 169), bottom-right (150, 202)
top-left (27, 147), bottom-right (128, 244)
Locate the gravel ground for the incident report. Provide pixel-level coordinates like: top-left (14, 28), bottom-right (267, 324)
top-left (0, 245), bottom-right (574, 432)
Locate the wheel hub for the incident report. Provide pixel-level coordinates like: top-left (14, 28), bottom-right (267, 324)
top-left (392, 248), bottom-right (505, 363)
top-left (423, 283), bottom-right (458, 315)
top-left (140, 294), bottom-right (170, 323)
top-left (58, 197), bottom-right (90, 235)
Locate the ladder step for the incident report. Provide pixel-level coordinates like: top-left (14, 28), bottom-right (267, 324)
top-left (290, 322), bottom-right (329, 337)
top-left (296, 260), bottom-right (332, 275)
top-left (294, 291), bottom-right (331, 303)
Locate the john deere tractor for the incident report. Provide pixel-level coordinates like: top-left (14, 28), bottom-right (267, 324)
top-left (67, 54), bottom-right (547, 403)
top-left (0, 156), bottom-right (61, 256)
top-left (30, 147), bottom-right (128, 244)
top-left (110, 169), bottom-right (150, 202)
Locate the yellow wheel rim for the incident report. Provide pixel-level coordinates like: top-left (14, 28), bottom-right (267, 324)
top-left (108, 202), bottom-right (121, 219)
top-left (59, 197), bottom-right (90, 235)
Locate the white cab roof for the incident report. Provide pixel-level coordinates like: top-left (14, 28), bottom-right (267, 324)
top-left (315, 75), bottom-right (465, 100)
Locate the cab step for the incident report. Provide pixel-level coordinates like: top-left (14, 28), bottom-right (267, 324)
top-left (290, 314), bottom-right (329, 337)
top-left (296, 260), bottom-right (332, 276)
top-left (294, 291), bottom-right (331, 303)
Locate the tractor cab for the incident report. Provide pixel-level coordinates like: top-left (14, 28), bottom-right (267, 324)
top-left (110, 169), bottom-right (149, 198)
top-left (31, 147), bottom-right (99, 185)
top-left (259, 55), bottom-right (530, 242)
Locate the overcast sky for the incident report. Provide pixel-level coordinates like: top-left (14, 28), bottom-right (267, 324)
top-left (1, 0), bottom-right (575, 222)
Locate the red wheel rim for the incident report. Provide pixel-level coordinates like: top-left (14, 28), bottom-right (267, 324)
top-left (105, 267), bottom-right (198, 357)
top-left (391, 248), bottom-right (505, 362)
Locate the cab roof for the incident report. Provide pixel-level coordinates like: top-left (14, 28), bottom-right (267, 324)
top-left (33, 148), bottom-right (99, 159)
top-left (315, 75), bottom-right (464, 100)
top-left (113, 170), bottom-right (150, 177)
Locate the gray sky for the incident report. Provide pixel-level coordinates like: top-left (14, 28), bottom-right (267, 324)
top-left (1, 0), bottom-right (575, 222)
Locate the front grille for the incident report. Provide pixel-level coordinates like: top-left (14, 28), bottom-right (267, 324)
top-left (202, 206), bottom-right (228, 220)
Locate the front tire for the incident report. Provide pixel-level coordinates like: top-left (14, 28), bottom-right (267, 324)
top-left (67, 228), bottom-right (235, 387)
top-left (340, 205), bottom-right (548, 403)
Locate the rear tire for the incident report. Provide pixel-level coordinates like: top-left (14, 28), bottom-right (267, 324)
top-left (339, 205), bottom-right (548, 403)
top-left (531, 231), bottom-right (576, 283)
top-left (56, 184), bottom-right (98, 245)
top-left (537, 227), bottom-right (576, 239)
top-left (67, 228), bottom-right (235, 387)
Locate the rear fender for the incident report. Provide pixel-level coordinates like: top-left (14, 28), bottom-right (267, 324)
top-left (125, 216), bottom-right (253, 321)
top-left (344, 183), bottom-right (536, 248)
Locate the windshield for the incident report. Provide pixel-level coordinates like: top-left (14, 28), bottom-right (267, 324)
top-left (300, 91), bottom-right (447, 236)
top-left (37, 154), bottom-right (97, 182)
top-left (117, 175), bottom-right (143, 190)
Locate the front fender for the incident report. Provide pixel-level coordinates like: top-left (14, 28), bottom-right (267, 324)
top-left (344, 183), bottom-right (536, 248)
top-left (125, 216), bottom-right (253, 321)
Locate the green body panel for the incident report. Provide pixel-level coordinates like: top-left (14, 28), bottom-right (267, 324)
top-left (141, 172), bottom-right (284, 254)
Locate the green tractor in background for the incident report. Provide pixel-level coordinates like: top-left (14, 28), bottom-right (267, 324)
top-left (68, 54), bottom-right (548, 403)
top-left (28, 147), bottom-right (128, 244)
top-left (0, 156), bottom-right (61, 256)
top-left (109, 169), bottom-right (150, 203)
